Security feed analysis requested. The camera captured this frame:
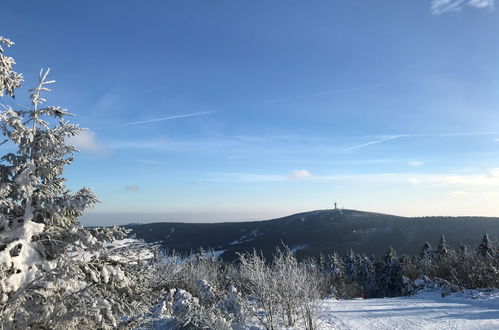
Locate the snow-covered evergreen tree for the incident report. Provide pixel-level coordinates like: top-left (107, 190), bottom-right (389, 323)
top-left (358, 255), bottom-right (377, 297)
top-left (436, 235), bottom-right (449, 258)
top-left (377, 247), bottom-right (403, 297)
top-left (0, 37), bottom-right (23, 98)
top-left (420, 241), bottom-right (433, 260)
top-left (344, 249), bottom-right (359, 283)
top-left (0, 36), bottom-right (157, 329)
top-left (477, 233), bottom-right (493, 258)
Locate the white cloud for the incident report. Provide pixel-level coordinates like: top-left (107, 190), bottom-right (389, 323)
top-left (125, 185), bottom-right (140, 192)
top-left (481, 191), bottom-right (499, 198)
top-left (406, 168), bottom-right (499, 187)
top-left (431, 0), bottom-right (495, 15)
top-left (469, 0), bottom-right (495, 8)
top-left (448, 190), bottom-right (472, 197)
top-left (408, 161), bottom-right (424, 167)
top-left (494, 138), bottom-right (499, 142)
top-left (290, 170), bottom-right (313, 179)
top-left (430, 168), bottom-right (499, 186)
top-left (66, 130), bottom-right (108, 155)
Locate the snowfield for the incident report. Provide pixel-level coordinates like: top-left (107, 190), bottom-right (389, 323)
top-left (318, 290), bottom-right (499, 330)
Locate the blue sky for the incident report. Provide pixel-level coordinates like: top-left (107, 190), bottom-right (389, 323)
top-left (2, 0), bottom-right (499, 225)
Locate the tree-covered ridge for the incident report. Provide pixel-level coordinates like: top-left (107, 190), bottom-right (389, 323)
top-left (127, 209), bottom-right (499, 261)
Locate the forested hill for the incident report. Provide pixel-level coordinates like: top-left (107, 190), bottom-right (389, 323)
top-left (125, 209), bottom-right (499, 261)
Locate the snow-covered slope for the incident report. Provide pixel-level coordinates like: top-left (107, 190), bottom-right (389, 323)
top-left (318, 290), bottom-right (499, 329)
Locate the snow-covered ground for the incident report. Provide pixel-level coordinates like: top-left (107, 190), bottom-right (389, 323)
top-left (318, 290), bottom-right (499, 330)
top-left (139, 289), bottom-right (499, 329)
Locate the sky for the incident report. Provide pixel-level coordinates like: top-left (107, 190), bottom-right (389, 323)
top-left (2, 0), bottom-right (499, 226)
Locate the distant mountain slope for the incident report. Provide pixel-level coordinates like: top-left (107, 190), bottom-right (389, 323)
top-left (125, 209), bottom-right (499, 261)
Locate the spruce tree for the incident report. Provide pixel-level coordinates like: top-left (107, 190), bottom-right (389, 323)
top-left (0, 37), bottom-right (23, 98)
top-left (0, 36), bottom-right (156, 329)
top-left (436, 235), bottom-right (449, 257)
top-left (378, 247), bottom-right (402, 297)
top-left (477, 233), bottom-right (493, 258)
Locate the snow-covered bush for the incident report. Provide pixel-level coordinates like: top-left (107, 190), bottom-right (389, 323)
top-left (152, 249), bottom-right (228, 296)
top-left (238, 248), bottom-right (321, 330)
top-left (273, 248), bottom-right (321, 329)
top-left (136, 250), bottom-right (248, 329)
top-left (410, 275), bottom-right (458, 296)
top-left (140, 247), bottom-right (323, 329)
top-left (165, 287), bottom-right (232, 329)
top-left (238, 250), bottom-right (280, 329)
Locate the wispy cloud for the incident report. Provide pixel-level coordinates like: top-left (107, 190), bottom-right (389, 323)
top-left (264, 82), bottom-right (392, 104)
top-left (213, 173), bottom-right (288, 182)
top-left (407, 168), bottom-right (499, 187)
top-left (407, 161), bottom-right (424, 167)
top-left (110, 111), bottom-right (215, 128)
top-left (134, 159), bottom-right (164, 165)
top-left (109, 139), bottom-right (169, 150)
top-left (430, 168), bottom-right (499, 186)
top-left (408, 178), bottom-right (422, 184)
top-left (289, 170), bottom-right (313, 179)
top-left (209, 168), bottom-right (499, 188)
top-left (448, 190), bottom-right (472, 197)
top-left (125, 185), bottom-right (140, 192)
top-left (208, 171), bottom-right (415, 184)
top-left (431, 0), bottom-right (495, 15)
top-left (101, 130), bottom-right (499, 155)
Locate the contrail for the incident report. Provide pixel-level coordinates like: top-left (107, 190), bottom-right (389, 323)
top-left (112, 111), bottom-right (215, 128)
top-left (412, 131), bottom-right (499, 137)
top-left (346, 135), bottom-right (408, 150)
top-left (346, 131), bottom-right (499, 151)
